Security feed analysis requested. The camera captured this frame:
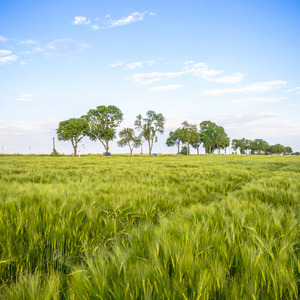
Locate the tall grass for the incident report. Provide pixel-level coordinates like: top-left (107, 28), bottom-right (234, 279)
top-left (0, 155), bottom-right (299, 299)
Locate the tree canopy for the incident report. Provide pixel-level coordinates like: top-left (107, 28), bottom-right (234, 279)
top-left (166, 128), bottom-right (185, 154)
top-left (200, 121), bottom-right (230, 154)
top-left (83, 105), bottom-right (123, 153)
top-left (117, 128), bottom-right (142, 155)
top-left (180, 121), bottom-right (200, 155)
top-left (134, 111), bottom-right (165, 156)
top-left (56, 118), bottom-right (89, 156)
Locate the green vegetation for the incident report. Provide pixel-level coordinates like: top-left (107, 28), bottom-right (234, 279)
top-left (0, 155), bottom-right (300, 299)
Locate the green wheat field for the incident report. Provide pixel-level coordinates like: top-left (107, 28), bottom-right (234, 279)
top-left (0, 155), bottom-right (300, 299)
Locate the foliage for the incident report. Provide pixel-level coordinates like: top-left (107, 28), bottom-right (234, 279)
top-left (200, 121), bottom-right (230, 154)
top-left (166, 128), bottom-right (185, 154)
top-left (180, 121), bottom-right (200, 155)
top-left (117, 128), bottom-right (142, 155)
top-left (180, 145), bottom-right (188, 155)
top-left (0, 155), bottom-right (300, 298)
top-left (56, 118), bottom-right (89, 156)
top-left (83, 105), bottom-right (123, 153)
top-left (50, 148), bottom-right (59, 156)
top-left (134, 110), bottom-right (165, 156)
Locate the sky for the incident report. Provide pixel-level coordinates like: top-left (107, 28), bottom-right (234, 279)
top-left (0, 0), bottom-right (300, 155)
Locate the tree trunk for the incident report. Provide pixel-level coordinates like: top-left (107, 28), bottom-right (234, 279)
top-left (71, 139), bottom-right (77, 156)
top-left (129, 143), bottom-right (133, 156)
top-left (148, 139), bottom-right (152, 156)
top-left (105, 140), bottom-right (109, 153)
top-left (177, 143), bottom-right (180, 155)
top-left (187, 141), bottom-right (190, 155)
top-left (197, 147), bottom-right (199, 155)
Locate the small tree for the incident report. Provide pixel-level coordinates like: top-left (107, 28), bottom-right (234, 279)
top-left (180, 121), bottom-right (199, 155)
top-left (56, 118), bottom-right (89, 156)
top-left (166, 128), bottom-right (185, 154)
top-left (83, 105), bottom-right (123, 153)
top-left (117, 128), bottom-right (142, 155)
top-left (134, 110), bottom-right (165, 156)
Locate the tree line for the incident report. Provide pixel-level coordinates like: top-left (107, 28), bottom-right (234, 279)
top-left (56, 105), bottom-right (293, 156)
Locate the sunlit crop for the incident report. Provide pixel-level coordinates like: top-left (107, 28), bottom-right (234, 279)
top-left (0, 155), bottom-right (299, 299)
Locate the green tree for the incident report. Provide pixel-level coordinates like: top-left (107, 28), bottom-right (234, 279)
top-left (231, 138), bottom-right (248, 154)
top-left (134, 110), bottom-right (165, 156)
top-left (220, 135), bottom-right (230, 155)
top-left (56, 118), bottom-right (89, 156)
top-left (250, 139), bottom-right (269, 155)
top-left (117, 128), bottom-right (142, 155)
top-left (83, 105), bottom-right (123, 153)
top-left (200, 121), bottom-right (218, 154)
top-left (191, 139), bottom-right (202, 155)
top-left (180, 121), bottom-right (199, 155)
top-left (180, 145), bottom-right (188, 155)
top-left (166, 128), bottom-right (185, 154)
top-left (214, 126), bottom-right (229, 154)
top-left (200, 121), bottom-right (229, 154)
top-left (285, 146), bottom-right (293, 155)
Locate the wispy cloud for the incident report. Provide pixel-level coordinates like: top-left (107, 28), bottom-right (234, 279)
top-left (104, 11), bottom-right (153, 28)
top-left (73, 16), bottom-right (91, 25)
top-left (231, 97), bottom-right (287, 106)
top-left (110, 60), bottom-right (154, 70)
top-left (16, 94), bottom-right (36, 101)
top-left (21, 39), bottom-right (38, 45)
top-left (287, 87), bottom-right (300, 94)
top-left (46, 39), bottom-right (89, 56)
top-left (91, 25), bottom-right (100, 31)
top-left (149, 85), bottom-right (184, 92)
top-left (129, 61), bottom-right (243, 85)
top-left (0, 50), bottom-right (18, 65)
top-left (205, 80), bottom-right (287, 95)
top-left (131, 71), bottom-right (184, 85)
top-left (0, 35), bottom-right (8, 42)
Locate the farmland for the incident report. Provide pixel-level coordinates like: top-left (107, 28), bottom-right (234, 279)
top-left (0, 155), bottom-right (300, 299)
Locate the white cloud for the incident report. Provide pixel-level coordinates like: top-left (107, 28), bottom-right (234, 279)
top-left (46, 39), bottom-right (89, 56)
top-left (110, 60), bottom-right (155, 70)
top-left (0, 50), bottom-right (18, 65)
top-left (287, 87), bottom-right (300, 94)
top-left (16, 94), bottom-right (36, 101)
top-left (131, 71), bottom-right (184, 85)
top-left (129, 61), bottom-right (243, 85)
top-left (149, 85), bottom-right (184, 92)
top-left (21, 39), bottom-right (38, 44)
top-left (232, 97), bottom-right (287, 106)
top-left (73, 16), bottom-right (91, 25)
top-left (205, 80), bottom-right (287, 95)
top-left (105, 11), bottom-right (151, 28)
top-left (206, 73), bottom-right (244, 84)
top-left (0, 35), bottom-right (8, 42)
top-left (91, 25), bottom-right (100, 31)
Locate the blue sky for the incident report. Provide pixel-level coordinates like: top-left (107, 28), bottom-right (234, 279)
top-left (1, 0), bottom-right (300, 154)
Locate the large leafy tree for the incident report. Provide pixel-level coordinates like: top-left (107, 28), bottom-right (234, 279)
top-left (250, 139), bottom-right (269, 154)
top-left (134, 110), bottom-right (165, 156)
top-left (180, 121), bottom-right (199, 155)
top-left (232, 138), bottom-right (248, 154)
top-left (83, 105), bottom-right (123, 153)
top-left (166, 128), bottom-right (185, 154)
top-left (56, 118), bottom-right (89, 156)
top-left (200, 121), bottom-right (229, 154)
top-left (117, 128), bottom-right (142, 155)
top-left (214, 126), bottom-right (229, 154)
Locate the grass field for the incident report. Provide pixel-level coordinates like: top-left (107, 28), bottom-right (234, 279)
top-left (0, 155), bottom-right (300, 299)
